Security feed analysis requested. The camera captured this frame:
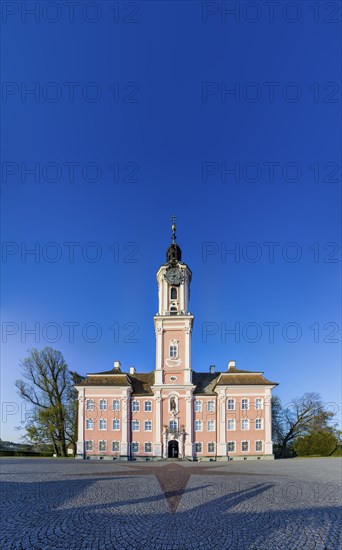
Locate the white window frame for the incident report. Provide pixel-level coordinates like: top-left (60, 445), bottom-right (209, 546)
top-left (241, 398), bottom-right (249, 410)
top-left (86, 399), bottom-right (94, 411)
top-left (144, 442), bottom-right (152, 453)
top-left (99, 419), bottom-right (107, 430)
top-left (112, 441), bottom-right (120, 452)
top-left (227, 398), bottom-right (235, 410)
top-left (255, 398), bottom-right (263, 410)
top-left (112, 419), bottom-right (120, 431)
top-left (208, 442), bottom-right (215, 453)
top-left (144, 420), bottom-right (152, 432)
top-left (131, 420), bottom-right (140, 432)
top-left (194, 420), bottom-right (203, 432)
top-left (241, 419), bottom-right (250, 430)
top-left (85, 440), bottom-right (93, 451)
top-left (241, 440), bottom-right (249, 452)
top-left (144, 400), bottom-right (152, 412)
top-left (194, 400), bottom-right (202, 412)
top-left (227, 419), bottom-right (236, 431)
top-left (99, 399), bottom-right (107, 411)
top-left (255, 418), bottom-right (263, 430)
top-left (131, 442), bottom-right (139, 453)
top-left (86, 419), bottom-right (94, 430)
top-left (207, 400), bottom-right (215, 412)
top-left (99, 440), bottom-right (107, 452)
top-left (227, 441), bottom-right (236, 453)
top-left (169, 419), bottom-right (178, 431)
top-left (169, 344), bottom-right (178, 358)
top-left (131, 400), bottom-right (140, 412)
top-left (195, 442), bottom-right (202, 453)
top-left (207, 420), bottom-right (215, 432)
top-left (112, 399), bottom-right (120, 411)
top-left (255, 440), bottom-right (263, 452)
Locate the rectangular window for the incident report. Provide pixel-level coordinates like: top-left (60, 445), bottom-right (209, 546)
top-left (170, 345), bottom-right (177, 358)
top-left (86, 419), bottom-right (94, 430)
top-left (241, 399), bottom-right (249, 410)
top-left (207, 401), bottom-right (215, 412)
top-left (195, 442), bottom-right (202, 453)
top-left (112, 399), bottom-right (120, 411)
top-left (227, 399), bottom-right (235, 410)
top-left (131, 442), bottom-right (139, 453)
top-left (112, 441), bottom-right (120, 452)
top-left (208, 442), bottom-right (215, 453)
top-left (86, 399), bottom-right (94, 411)
top-left (227, 441), bottom-right (235, 452)
top-left (207, 420), bottom-right (215, 432)
top-left (85, 440), bottom-right (93, 451)
top-left (194, 400), bottom-right (202, 412)
top-left (99, 399), bottom-right (107, 411)
top-left (255, 419), bottom-right (262, 430)
top-left (131, 401), bottom-right (140, 412)
top-left (194, 420), bottom-right (202, 432)
top-left (99, 419), bottom-right (107, 430)
top-left (132, 420), bottom-right (140, 432)
top-left (144, 420), bottom-right (152, 431)
top-left (99, 440), bottom-right (107, 452)
top-left (255, 398), bottom-right (263, 410)
top-left (145, 442), bottom-right (152, 453)
top-left (227, 419), bottom-right (235, 430)
top-left (242, 419), bottom-right (249, 430)
top-left (144, 401), bottom-right (152, 412)
top-left (256, 440), bottom-right (263, 452)
top-left (169, 419), bottom-right (177, 431)
top-left (112, 419), bottom-right (120, 431)
top-left (241, 441), bottom-right (249, 452)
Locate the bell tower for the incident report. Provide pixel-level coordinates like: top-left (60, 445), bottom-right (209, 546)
top-left (153, 218), bottom-right (194, 386)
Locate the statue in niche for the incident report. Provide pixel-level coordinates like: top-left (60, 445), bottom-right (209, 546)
top-left (170, 397), bottom-right (177, 412)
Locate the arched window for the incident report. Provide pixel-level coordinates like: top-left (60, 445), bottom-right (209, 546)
top-left (171, 287), bottom-right (177, 300)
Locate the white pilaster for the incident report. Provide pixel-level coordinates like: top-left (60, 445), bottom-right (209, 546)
top-left (120, 395), bottom-right (130, 457)
top-left (217, 394), bottom-right (227, 457)
top-left (184, 323), bottom-right (192, 384)
top-left (185, 394), bottom-right (193, 457)
top-left (155, 323), bottom-right (164, 384)
top-left (265, 388), bottom-right (273, 455)
top-left (76, 387), bottom-right (85, 458)
top-left (153, 395), bottom-right (162, 457)
top-left (163, 279), bottom-right (168, 313)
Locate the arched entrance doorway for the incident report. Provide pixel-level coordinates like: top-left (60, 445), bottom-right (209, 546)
top-left (168, 440), bottom-right (179, 458)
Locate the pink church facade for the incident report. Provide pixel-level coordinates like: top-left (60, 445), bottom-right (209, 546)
top-left (76, 225), bottom-right (278, 461)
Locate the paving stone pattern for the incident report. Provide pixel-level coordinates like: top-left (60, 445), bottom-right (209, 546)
top-left (1, 458), bottom-right (341, 549)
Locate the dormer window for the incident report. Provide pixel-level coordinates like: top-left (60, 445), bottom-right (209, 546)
top-left (171, 287), bottom-right (178, 300)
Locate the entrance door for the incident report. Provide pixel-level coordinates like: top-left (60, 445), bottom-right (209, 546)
top-left (168, 440), bottom-right (179, 458)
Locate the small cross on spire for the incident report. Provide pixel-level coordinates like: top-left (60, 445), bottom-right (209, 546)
top-left (171, 214), bottom-right (177, 243)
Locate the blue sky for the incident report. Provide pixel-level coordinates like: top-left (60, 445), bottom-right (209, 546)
top-left (1, 1), bottom-right (341, 441)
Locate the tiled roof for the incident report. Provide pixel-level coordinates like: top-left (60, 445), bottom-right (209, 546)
top-left (192, 372), bottom-right (220, 394)
top-left (128, 372), bottom-right (155, 395)
top-left (217, 373), bottom-right (278, 386)
top-left (77, 367), bottom-right (277, 392)
top-left (78, 374), bottom-right (131, 387)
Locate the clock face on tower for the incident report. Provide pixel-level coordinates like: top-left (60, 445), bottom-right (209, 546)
top-left (164, 267), bottom-right (184, 286)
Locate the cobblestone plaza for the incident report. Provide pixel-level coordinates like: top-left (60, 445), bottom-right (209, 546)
top-left (1, 457), bottom-right (341, 549)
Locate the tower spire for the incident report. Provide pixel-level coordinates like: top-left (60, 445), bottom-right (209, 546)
top-left (166, 215), bottom-right (182, 264)
top-left (171, 214), bottom-right (177, 244)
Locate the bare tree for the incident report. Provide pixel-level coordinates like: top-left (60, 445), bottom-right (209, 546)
top-left (275, 392), bottom-right (334, 458)
top-left (15, 347), bottom-right (82, 457)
